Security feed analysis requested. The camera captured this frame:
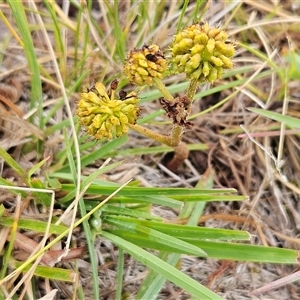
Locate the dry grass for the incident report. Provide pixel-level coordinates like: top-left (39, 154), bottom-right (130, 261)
top-left (1, 1), bottom-right (300, 299)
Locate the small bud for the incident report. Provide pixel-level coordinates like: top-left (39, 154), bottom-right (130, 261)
top-left (206, 38), bottom-right (215, 53)
top-left (189, 53), bottom-right (201, 69)
top-left (208, 28), bottom-right (220, 38)
top-left (210, 56), bottom-right (223, 67)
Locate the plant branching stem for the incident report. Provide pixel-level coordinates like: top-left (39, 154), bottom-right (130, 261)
top-left (171, 125), bottom-right (183, 145)
top-left (130, 79), bottom-right (199, 151)
top-left (153, 78), bottom-right (175, 102)
top-left (128, 123), bottom-right (179, 147)
top-left (186, 78), bottom-right (199, 111)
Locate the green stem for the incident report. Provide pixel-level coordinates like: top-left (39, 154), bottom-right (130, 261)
top-left (187, 78), bottom-right (199, 102)
top-left (128, 123), bottom-right (179, 147)
top-left (153, 78), bottom-right (174, 102)
top-left (171, 125), bottom-right (183, 145)
top-left (130, 79), bottom-right (198, 159)
top-left (169, 79), bottom-right (198, 143)
top-left (186, 78), bottom-right (199, 117)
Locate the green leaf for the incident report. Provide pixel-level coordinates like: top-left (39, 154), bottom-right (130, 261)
top-left (13, 262), bottom-right (76, 282)
top-left (187, 240), bottom-right (298, 264)
top-left (137, 169), bottom-right (214, 298)
top-left (106, 143), bottom-right (208, 157)
top-left (101, 231), bottom-right (223, 300)
top-left (101, 204), bottom-right (163, 221)
top-left (61, 184), bottom-right (239, 197)
top-left (8, 1), bottom-right (43, 134)
top-left (59, 184), bottom-right (244, 208)
top-left (112, 231), bottom-right (298, 264)
top-left (106, 217), bottom-right (250, 241)
top-left (108, 229), bottom-right (190, 253)
top-left (0, 147), bottom-right (24, 177)
top-left (29, 178), bottom-right (52, 206)
top-left (58, 135), bottom-right (128, 172)
top-left (0, 217), bottom-right (67, 235)
top-left (27, 157), bottom-right (49, 180)
top-left (59, 184), bottom-right (183, 208)
top-left (65, 125), bottom-right (100, 300)
top-left (248, 107), bottom-right (300, 129)
top-left (284, 50), bottom-right (300, 80)
top-left (105, 217), bottom-right (207, 257)
top-left (0, 177), bottom-right (27, 197)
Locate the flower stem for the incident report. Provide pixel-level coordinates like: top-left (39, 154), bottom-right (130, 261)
top-left (171, 125), bottom-right (183, 145)
top-left (164, 79), bottom-right (199, 170)
top-left (153, 78), bottom-right (174, 102)
top-left (128, 123), bottom-right (179, 147)
top-left (186, 78), bottom-right (199, 116)
top-left (187, 78), bottom-right (199, 102)
top-left (129, 79), bottom-right (199, 171)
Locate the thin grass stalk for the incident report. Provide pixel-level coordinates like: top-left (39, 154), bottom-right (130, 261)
top-left (116, 249), bottom-right (125, 300)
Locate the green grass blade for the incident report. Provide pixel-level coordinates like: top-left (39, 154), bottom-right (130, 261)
top-left (137, 171), bottom-right (214, 298)
top-left (284, 50), bottom-right (300, 80)
top-left (107, 229), bottom-right (200, 254)
top-left (80, 135), bottom-right (128, 167)
top-left (112, 0), bottom-right (126, 61)
top-left (43, 1), bottom-right (66, 82)
top-left (61, 185), bottom-right (239, 197)
top-left (106, 143), bottom-right (208, 157)
top-left (13, 262), bottom-right (76, 282)
top-left (108, 217), bottom-right (250, 241)
top-left (29, 178), bottom-right (52, 206)
top-left (248, 107), bottom-right (300, 129)
top-left (0, 180), bottom-right (27, 197)
top-left (86, 195), bottom-right (182, 209)
top-left (0, 147), bottom-right (25, 177)
top-left (110, 230), bottom-right (298, 264)
top-left (116, 248), bottom-right (124, 300)
top-left (59, 184), bottom-right (243, 207)
top-left (102, 231), bottom-right (223, 300)
top-left (176, 0), bottom-right (189, 32)
top-left (8, 1), bottom-right (43, 130)
top-left (105, 217), bottom-right (207, 257)
top-left (101, 205), bottom-right (162, 221)
top-left (190, 240), bottom-right (298, 264)
top-left (65, 129), bottom-right (99, 299)
top-left (0, 217), bottom-right (67, 235)
top-left (58, 135), bottom-right (128, 172)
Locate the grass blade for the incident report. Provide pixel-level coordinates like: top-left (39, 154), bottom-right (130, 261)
top-left (102, 231), bottom-right (223, 300)
top-left (248, 107), bottom-right (300, 129)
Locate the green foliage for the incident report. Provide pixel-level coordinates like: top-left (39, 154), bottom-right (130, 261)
top-left (0, 1), bottom-right (299, 299)
top-left (284, 50), bottom-right (300, 80)
top-left (248, 107), bottom-right (300, 129)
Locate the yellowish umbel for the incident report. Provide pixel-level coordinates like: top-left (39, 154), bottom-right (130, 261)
top-left (77, 81), bottom-right (140, 140)
top-left (171, 22), bottom-right (235, 82)
top-left (124, 44), bottom-right (166, 86)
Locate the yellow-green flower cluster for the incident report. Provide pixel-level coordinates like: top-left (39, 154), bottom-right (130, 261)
top-left (171, 22), bottom-right (235, 82)
top-left (77, 81), bottom-right (140, 140)
top-left (124, 44), bottom-right (166, 86)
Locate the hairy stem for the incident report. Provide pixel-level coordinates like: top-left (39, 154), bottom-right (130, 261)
top-left (170, 125), bottom-right (183, 146)
top-left (186, 78), bottom-right (199, 110)
top-left (128, 123), bottom-right (179, 147)
top-left (165, 79), bottom-right (199, 170)
top-left (153, 78), bottom-right (175, 102)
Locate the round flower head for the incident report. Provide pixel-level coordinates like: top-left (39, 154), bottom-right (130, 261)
top-left (77, 80), bottom-right (140, 140)
top-left (124, 44), bottom-right (166, 86)
top-left (170, 22), bottom-right (235, 82)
